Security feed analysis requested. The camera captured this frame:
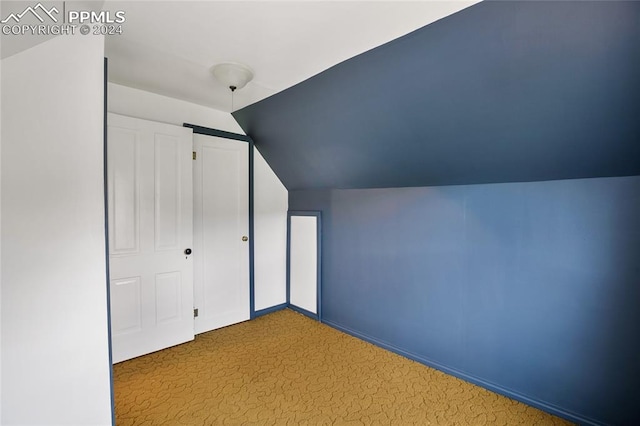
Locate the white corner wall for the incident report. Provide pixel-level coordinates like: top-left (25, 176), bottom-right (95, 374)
top-left (0, 10), bottom-right (3, 418)
top-left (289, 216), bottom-right (319, 314)
top-left (108, 84), bottom-right (288, 313)
top-left (108, 83), bottom-right (243, 133)
top-left (254, 148), bottom-right (288, 311)
top-left (1, 34), bottom-right (112, 425)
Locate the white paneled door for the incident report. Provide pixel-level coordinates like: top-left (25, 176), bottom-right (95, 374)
top-left (107, 113), bottom-right (194, 363)
top-left (193, 134), bottom-right (250, 334)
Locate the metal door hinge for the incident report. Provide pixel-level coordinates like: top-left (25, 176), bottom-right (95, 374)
top-left (192, 151), bottom-right (197, 160)
top-left (194, 308), bottom-right (199, 318)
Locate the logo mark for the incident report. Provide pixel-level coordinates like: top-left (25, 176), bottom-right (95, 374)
top-left (1, 2), bottom-right (59, 24)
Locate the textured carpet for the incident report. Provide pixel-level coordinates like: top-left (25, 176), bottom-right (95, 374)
top-left (114, 309), bottom-right (572, 425)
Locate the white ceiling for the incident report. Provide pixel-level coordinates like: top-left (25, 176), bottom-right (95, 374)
top-left (0, 1), bottom-right (105, 59)
top-left (104, 1), bottom-right (478, 112)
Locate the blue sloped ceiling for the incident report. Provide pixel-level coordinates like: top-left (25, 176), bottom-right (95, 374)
top-left (234, 1), bottom-right (640, 190)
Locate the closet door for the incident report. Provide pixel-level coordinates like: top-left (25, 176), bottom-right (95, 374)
top-left (193, 134), bottom-right (250, 334)
top-left (107, 113), bottom-right (194, 363)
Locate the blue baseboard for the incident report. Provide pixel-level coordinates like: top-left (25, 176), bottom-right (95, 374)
top-left (254, 303), bottom-right (320, 322)
top-left (288, 304), bottom-right (319, 321)
top-left (322, 319), bottom-right (603, 426)
top-left (254, 303), bottom-right (289, 318)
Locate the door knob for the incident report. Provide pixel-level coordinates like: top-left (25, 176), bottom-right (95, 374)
top-left (242, 236), bottom-right (248, 242)
top-left (184, 248), bottom-right (192, 255)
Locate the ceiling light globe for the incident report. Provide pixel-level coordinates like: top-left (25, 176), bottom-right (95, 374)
top-left (211, 63), bottom-right (254, 91)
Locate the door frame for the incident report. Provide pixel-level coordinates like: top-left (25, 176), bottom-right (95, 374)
top-left (286, 210), bottom-right (323, 321)
top-left (103, 58), bottom-right (116, 425)
top-left (183, 123), bottom-right (256, 320)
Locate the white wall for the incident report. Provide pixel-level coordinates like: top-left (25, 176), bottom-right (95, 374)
top-left (1, 33), bottom-right (112, 425)
top-left (108, 83), bottom-right (242, 133)
top-left (0, 3), bottom-right (3, 415)
top-left (289, 216), bottom-right (318, 314)
top-left (108, 84), bottom-right (288, 313)
top-left (254, 149), bottom-right (288, 310)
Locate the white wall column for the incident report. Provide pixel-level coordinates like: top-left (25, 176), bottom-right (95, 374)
top-left (254, 148), bottom-right (288, 311)
top-left (1, 33), bottom-right (112, 425)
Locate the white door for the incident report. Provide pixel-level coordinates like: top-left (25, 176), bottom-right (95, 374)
top-left (107, 113), bottom-right (194, 363)
top-left (193, 134), bottom-right (250, 334)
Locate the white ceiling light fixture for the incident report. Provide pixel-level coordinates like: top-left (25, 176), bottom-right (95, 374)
top-left (211, 62), bottom-right (254, 92)
top-left (211, 62), bottom-right (254, 112)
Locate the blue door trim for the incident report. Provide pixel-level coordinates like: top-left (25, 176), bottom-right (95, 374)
top-left (103, 57), bottom-right (116, 426)
top-left (183, 123), bottom-right (252, 143)
top-left (286, 210), bottom-right (322, 322)
top-left (248, 139), bottom-right (255, 318)
top-left (183, 123), bottom-right (256, 319)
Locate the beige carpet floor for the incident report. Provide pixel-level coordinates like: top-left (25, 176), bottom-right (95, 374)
top-left (114, 309), bottom-right (572, 425)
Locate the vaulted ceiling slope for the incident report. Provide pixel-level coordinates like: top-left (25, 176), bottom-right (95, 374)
top-left (234, 1), bottom-right (640, 190)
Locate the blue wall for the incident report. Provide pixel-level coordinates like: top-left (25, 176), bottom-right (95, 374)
top-left (289, 176), bottom-right (640, 425)
top-left (236, 1), bottom-right (640, 190)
